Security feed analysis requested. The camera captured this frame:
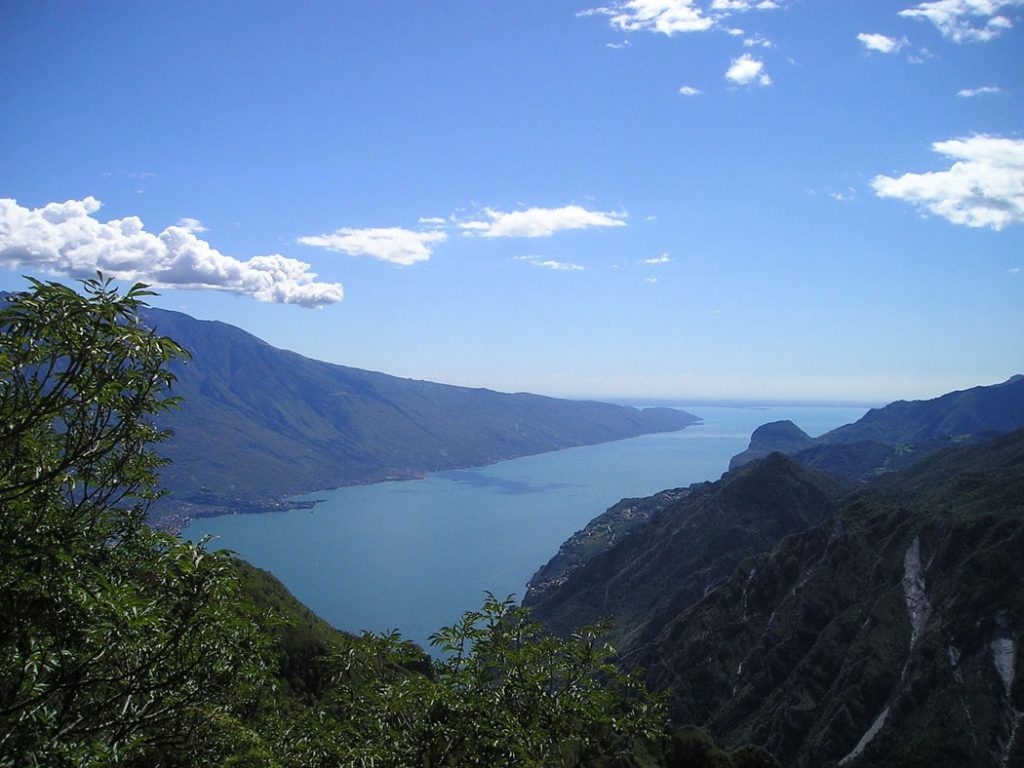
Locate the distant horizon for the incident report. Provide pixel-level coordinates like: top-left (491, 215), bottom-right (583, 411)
top-left (1, 271), bottom-right (1011, 408)
top-left (143, 292), bottom-right (1008, 408)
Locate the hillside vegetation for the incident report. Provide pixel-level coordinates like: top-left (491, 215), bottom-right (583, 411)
top-left (527, 404), bottom-right (1024, 766)
top-left (143, 306), bottom-right (697, 527)
top-left (0, 278), bottom-right (766, 768)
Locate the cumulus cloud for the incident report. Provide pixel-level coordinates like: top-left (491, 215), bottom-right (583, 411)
top-left (957, 84), bottom-right (1003, 96)
top-left (678, 85), bottom-right (702, 96)
top-left (459, 205), bottom-right (627, 238)
top-left (298, 227), bottom-right (446, 266)
top-left (871, 135), bottom-right (1024, 230)
top-left (642, 253), bottom-right (671, 264)
top-left (580, 0), bottom-right (783, 36)
top-left (578, 1), bottom-right (713, 34)
top-left (857, 32), bottom-right (907, 53)
top-left (515, 256), bottom-right (586, 271)
top-left (898, 0), bottom-right (1022, 43)
top-left (0, 197), bottom-right (343, 308)
top-left (725, 53), bottom-right (772, 85)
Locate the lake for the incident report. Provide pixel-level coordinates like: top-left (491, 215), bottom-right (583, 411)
top-left (183, 404), bottom-right (867, 651)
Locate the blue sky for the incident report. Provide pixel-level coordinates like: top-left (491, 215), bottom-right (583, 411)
top-left (1, 0), bottom-right (1022, 403)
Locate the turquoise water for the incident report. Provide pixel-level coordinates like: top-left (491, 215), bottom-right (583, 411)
top-left (183, 405), bottom-right (866, 650)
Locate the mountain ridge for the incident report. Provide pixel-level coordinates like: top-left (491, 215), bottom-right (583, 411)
top-left (729, 376), bottom-right (1024, 482)
top-left (639, 430), bottom-right (1024, 767)
top-left (524, 383), bottom-right (1024, 766)
top-left (142, 306), bottom-right (698, 528)
top-left (523, 453), bottom-right (849, 652)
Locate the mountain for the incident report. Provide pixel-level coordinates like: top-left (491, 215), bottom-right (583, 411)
top-left (523, 455), bottom-right (849, 652)
top-left (525, 430), bottom-right (1024, 767)
top-left (142, 307), bottom-right (698, 527)
top-left (729, 376), bottom-right (1024, 481)
top-left (641, 431), bottom-right (1024, 768)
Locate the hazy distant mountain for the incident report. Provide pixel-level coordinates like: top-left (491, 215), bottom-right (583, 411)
top-left (729, 376), bottom-right (1024, 481)
top-left (142, 307), bottom-right (698, 527)
top-left (526, 430), bottom-right (1024, 767)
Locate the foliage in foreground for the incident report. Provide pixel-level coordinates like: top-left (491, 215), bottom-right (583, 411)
top-left (0, 277), bottom-right (271, 766)
top-left (276, 594), bottom-right (667, 768)
top-left (1, 277), bottom-right (775, 767)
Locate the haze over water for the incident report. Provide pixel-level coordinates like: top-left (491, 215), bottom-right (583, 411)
top-left (184, 405), bottom-right (866, 651)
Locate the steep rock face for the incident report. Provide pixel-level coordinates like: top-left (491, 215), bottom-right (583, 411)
top-left (529, 430), bottom-right (1024, 767)
top-left (142, 307), bottom-right (697, 525)
top-left (524, 454), bottom-right (847, 655)
top-left (729, 376), bottom-right (1024, 483)
top-left (637, 433), bottom-right (1024, 767)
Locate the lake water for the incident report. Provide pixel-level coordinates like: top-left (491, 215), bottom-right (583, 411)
top-left (183, 404), bottom-right (866, 650)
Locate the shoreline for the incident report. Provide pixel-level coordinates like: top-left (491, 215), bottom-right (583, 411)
top-left (158, 417), bottom-right (704, 534)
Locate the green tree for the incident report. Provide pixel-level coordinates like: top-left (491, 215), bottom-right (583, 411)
top-left (0, 276), bottom-right (771, 768)
top-left (0, 277), bottom-right (268, 767)
top-left (281, 593), bottom-right (667, 768)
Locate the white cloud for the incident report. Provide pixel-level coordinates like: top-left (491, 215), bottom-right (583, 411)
top-left (515, 256), bottom-right (586, 271)
top-left (581, 0), bottom-right (783, 37)
top-left (579, 1), bottom-right (713, 35)
top-left (898, 0), bottom-right (1022, 43)
top-left (457, 220), bottom-right (492, 232)
top-left (417, 216), bottom-right (447, 226)
top-left (459, 205), bottom-right (627, 238)
top-left (871, 135), bottom-right (1024, 230)
top-left (712, 0), bottom-right (780, 11)
top-left (175, 217), bottom-right (207, 233)
top-left (298, 226), bottom-right (446, 266)
top-left (645, 276), bottom-right (660, 283)
top-left (857, 32), bottom-right (907, 53)
top-left (0, 197), bottom-right (344, 308)
top-left (606, 39), bottom-right (633, 48)
top-left (642, 253), bottom-right (671, 264)
top-left (957, 84), bottom-right (1003, 97)
top-left (744, 34), bottom-right (774, 47)
top-left (678, 85), bottom-right (702, 96)
top-left (725, 53), bottom-right (772, 85)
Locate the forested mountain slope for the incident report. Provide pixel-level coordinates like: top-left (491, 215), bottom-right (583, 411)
top-left (523, 454), bottom-right (849, 652)
top-left (641, 430), bottom-right (1024, 767)
top-left (527, 427), bottom-right (1024, 767)
top-left (143, 307), bottom-right (697, 525)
